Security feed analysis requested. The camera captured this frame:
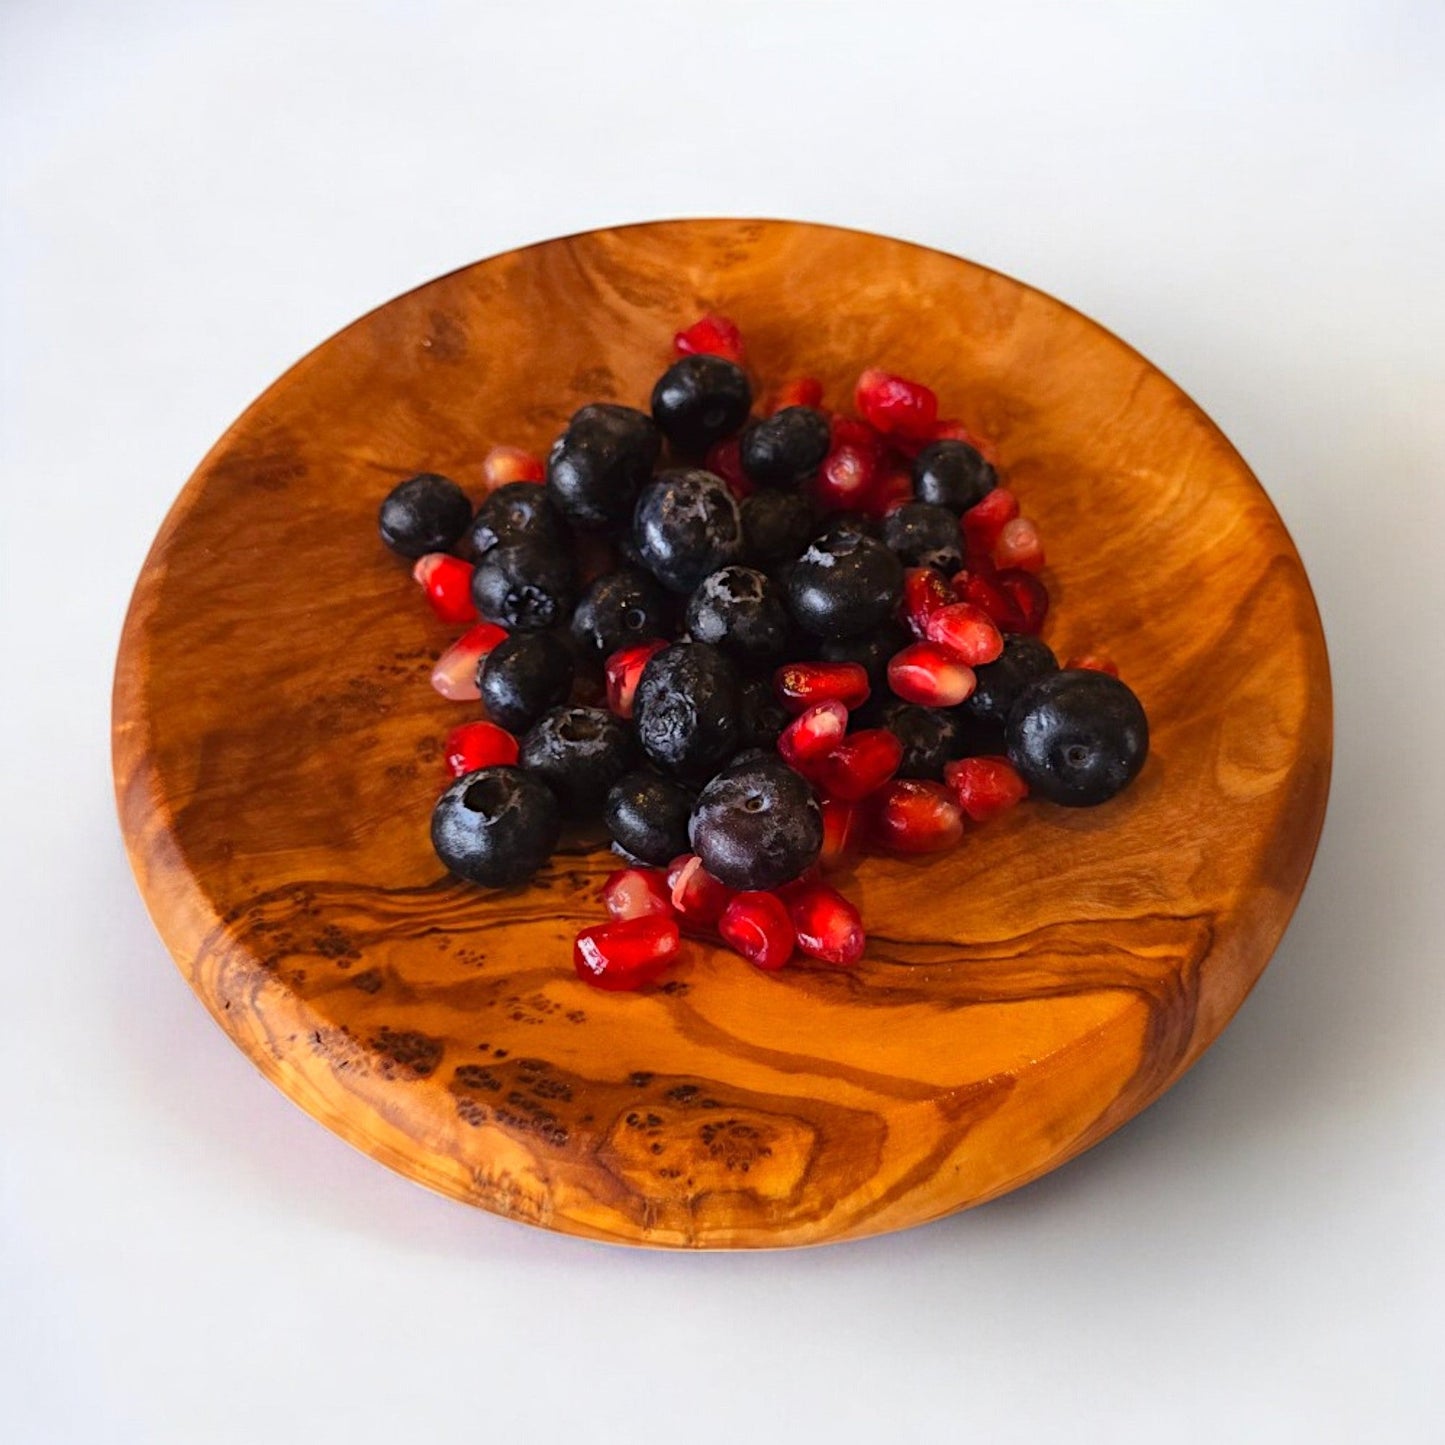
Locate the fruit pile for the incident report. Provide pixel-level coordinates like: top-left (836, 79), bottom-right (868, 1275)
top-left (378, 315), bottom-right (1149, 989)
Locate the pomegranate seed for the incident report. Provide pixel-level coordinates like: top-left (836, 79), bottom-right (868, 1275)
top-left (860, 460), bottom-right (914, 519)
top-left (573, 915), bottom-right (681, 990)
top-left (887, 643), bottom-right (976, 707)
top-left (430, 622), bottom-right (508, 700)
top-left (924, 602), bottom-right (1004, 666)
top-left (944, 756), bottom-right (1029, 822)
top-left (601, 867), bottom-right (675, 921)
top-left (704, 436), bottom-right (752, 500)
top-left (996, 568), bottom-right (1050, 634)
top-left (778, 699), bottom-right (849, 767)
top-left (443, 720), bottom-right (519, 776)
top-left (785, 881), bottom-right (865, 966)
top-left (774, 661), bottom-right (871, 714)
top-left (770, 377), bottom-right (824, 412)
top-left (818, 798), bottom-right (863, 870)
top-left (719, 891), bottom-right (795, 970)
top-left (605, 638), bottom-right (668, 720)
top-left (993, 516), bottom-right (1046, 573)
top-left (812, 728), bottom-right (904, 802)
top-left (813, 443), bottom-right (876, 511)
top-left (482, 444), bottom-right (544, 489)
top-left (830, 414), bottom-right (887, 461)
top-left (674, 314), bottom-right (745, 365)
top-left (869, 779), bottom-right (965, 853)
top-left (961, 487), bottom-right (1020, 554)
top-left (1066, 653), bottom-right (1120, 677)
top-left (930, 417), bottom-right (995, 459)
top-left (854, 367), bottom-right (939, 439)
top-left (902, 567), bottom-right (955, 638)
top-left (953, 570), bottom-right (1027, 633)
top-left (665, 854), bottom-right (733, 933)
top-left (412, 553), bottom-right (478, 625)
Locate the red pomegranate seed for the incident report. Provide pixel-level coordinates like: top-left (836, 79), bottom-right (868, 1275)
top-left (704, 436), bottom-right (752, 500)
top-left (605, 638), bottom-right (669, 720)
top-left (924, 602), bottom-right (1004, 666)
top-left (1066, 653), bottom-right (1120, 677)
top-left (868, 779), bottom-right (965, 853)
top-left (778, 699), bottom-right (849, 767)
top-left (666, 854), bottom-right (733, 933)
top-left (854, 367), bottom-right (939, 438)
top-left (412, 552), bottom-right (478, 625)
top-left (774, 661), bottom-right (871, 714)
top-left (601, 867), bottom-right (675, 921)
top-left (993, 516), bottom-right (1045, 573)
top-left (818, 797), bottom-right (863, 870)
top-left (443, 720), bottom-right (519, 776)
top-left (944, 756), bottom-right (1029, 822)
top-left (785, 881), bottom-right (865, 966)
top-left (902, 567), bottom-right (955, 638)
top-left (674, 314), bottom-right (745, 365)
top-left (860, 460), bottom-right (915, 518)
top-left (812, 728), bottom-right (903, 802)
top-left (573, 915), bottom-right (681, 990)
top-left (953, 570), bottom-right (1027, 633)
top-left (430, 622), bottom-right (508, 701)
top-left (996, 568), bottom-right (1050, 634)
top-left (719, 891), bottom-right (795, 970)
top-left (770, 377), bottom-right (824, 412)
top-left (961, 487), bottom-right (1020, 554)
top-left (482, 444), bottom-right (544, 489)
top-left (830, 414), bottom-right (887, 460)
top-left (887, 643), bottom-right (976, 707)
top-left (813, 443), bottom-right (876, 511)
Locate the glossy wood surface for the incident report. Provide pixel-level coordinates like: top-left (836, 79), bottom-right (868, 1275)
top-left (112, 219), bottom-right (1331, 1247)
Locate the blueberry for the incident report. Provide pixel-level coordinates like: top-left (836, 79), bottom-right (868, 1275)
top-left (603, 770), bottom-right (697, 865)
top-left (688, 755), bottom-right (823, 891)
top-left (546, 403), bottom-right (661, 530)
top-left (569, 567), bottom-right (671, 664)
top-left (912, 439), bottom-right (997, 513)
top-left (650, 355), bottom-right (752, 454)
top-left (470, 540), bottom-right (577, 631)
top-left (962, 634), bottom-right (1058, 727)
top-left (811, 512), bottom-right (878, 548)
top-left (786, 530), bottom-right (903, 639)
top-left (632, 468), bottom-right (743, 594)
top-left (740, 489), bottom-right (814, 568)
top-left (431, 766), bottom-right (560, 887)
top-left (873, 699), bottom-right (961, 780)
top-left (478, 632), bottom-right (575, 732)
top-left (633, 641), bottom-right (740, 781)
top-left (519, 706), bottom-right (634, 817)
top-left (460, 482), bottom-right (563, 561)
top-left (739, 406), bottom-right (831, 486)
top-left (881, 502), bottom-right (964, 574)
top-left (378, 473), bottom-right (472, 559)
top-left (817, 619), bottom-right (911, 697)
top-left (684, 566), bottom-right (789, 667)
top-left (736, 675), bottom-right (790, 751)
top-left (1006, 669), bottom-right (1149, 806)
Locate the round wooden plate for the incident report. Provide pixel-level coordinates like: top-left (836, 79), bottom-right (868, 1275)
top-left (113, 219), bottom-right (1331, 1248)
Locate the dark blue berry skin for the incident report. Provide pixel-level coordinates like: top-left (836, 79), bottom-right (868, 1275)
top-left (379, 473), bottom-right (472, 559)
top-left (546, 404), bottom-right (661, 530)
top-left (741, 489), bottom-right (815, 568)
top-left (684, 566), bottom-right (789, 668)
top-left (874, 699), bottom-right (962, 780)
top-left (912, 439), bottom-right (997, 513)
top-left (650, 355), bottom-right (752, 454)
top-left (881, 502), bottom-right (964, 574)
top-left (736, 675), bottom-right (789, 751)
top-left (818, 619), bottom-right (911, 697)
top-left (460, 482), bottom-right (563, 561)
top-left (739, 407), bottom-right (831, 486)
top-left (1006, 669), bottom-right (1149, 806)
top-left (786, 530), bottom-right (903, 640)
top-left (431, 766), bottom-right (560, 887)
top-left (470, 540), bottom-right (577, 632)
top-left (962, 634), bottom-right (1058, 727)
top-left (604, 771), bottom-right (697, 865)
top-left (688, 755), bottom-right (823, 891)
top-left (632, 468), bottom-right (744, 595)
top-left (633, 642), bottom-right (740, 782)
top-left (479, 632), bottom-right (575, 733)
top-left (569, 568), bottom-right (671, 664)
top-left (519, 706), bottom-right (634, 817)
top-left (811, 512), bottom-right (877, 549)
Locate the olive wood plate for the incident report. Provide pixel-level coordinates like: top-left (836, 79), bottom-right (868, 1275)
top-left (113, 218), bottom-right (1331, 1248)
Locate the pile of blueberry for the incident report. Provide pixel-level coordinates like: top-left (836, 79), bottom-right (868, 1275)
top-left (378, 315), bottom-right (1149, 989)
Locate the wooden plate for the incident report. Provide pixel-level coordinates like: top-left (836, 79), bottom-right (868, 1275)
top-left (112, 219), bottom-right (1331, 1247)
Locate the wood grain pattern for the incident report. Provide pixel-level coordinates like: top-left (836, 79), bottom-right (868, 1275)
top-left (112, 219), bottom-right (1331, 1247)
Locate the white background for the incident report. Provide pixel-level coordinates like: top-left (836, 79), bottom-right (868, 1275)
top-left (3, 2), bottom-right (1442, 1441)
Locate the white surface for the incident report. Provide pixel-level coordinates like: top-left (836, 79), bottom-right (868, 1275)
top-left (2, 2), bottom-right (1442, 1441)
